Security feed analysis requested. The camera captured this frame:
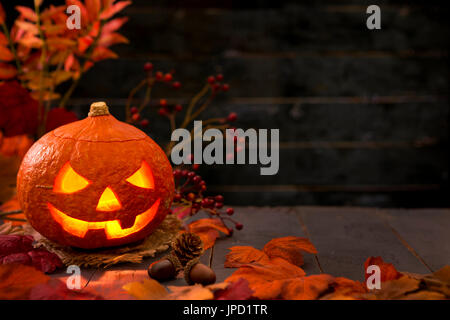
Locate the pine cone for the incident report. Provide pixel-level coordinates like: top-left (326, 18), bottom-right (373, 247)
top-left (171, 232), bottom-right (204, 266)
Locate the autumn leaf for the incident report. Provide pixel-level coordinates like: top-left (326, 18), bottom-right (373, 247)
top-left (224, 246), bottom-right (269, 268)
top-left (263, 236), bottom-right (317, 267)
top-left (98, 32), bottom-right (129, 47)
top-left (99, 1), bottom-right (132, 20)
top-left (364, 256), bottom-right (401, 283)
top-left (214, 278), bottom-right (254, 300)
top-left (0, 46), bottom-right (14, 61)
top-left (0, 32), bottom-right (8, 46)
top-left (15, 6), bottom-right (38, 22)
top-left (0, 263), bottom-right (49, 299)
top-left (166, 284), bottom-right (215, 300)
top-left (188, 218), bottom-right (230, 250)
top-left (15, 20), bottom-right (39, 35)
top-left (0, 235), bottom-right (63, 273)
top-left (34, 0), bottom-right (43, 8)
top-left (86, 0), bottom-right (101, 22)
top-left (102, 17), bottom-right (129, 34)
top-left (0, 63), bottom-right (17, 79)
top-left (91, 46), bottom-right (118, 61)
top-left (122, 278), bottom-right (168, 300)
top-left (78, 35), bottom-right (94, 53)
top-left (0, 3), bottom-right (5, 24)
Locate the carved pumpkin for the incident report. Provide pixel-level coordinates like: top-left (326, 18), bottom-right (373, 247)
top-left (17, 102), bottom-right (174, 249)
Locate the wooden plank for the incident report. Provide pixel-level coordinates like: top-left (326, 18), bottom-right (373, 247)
top-left (294, 206), bottom-right (430, 281)
top-left (211, 207), bottom-right (321, 282)
top-left (119, 4), bottom-right (448, 54)
top-left (208, 187), bottom-right (448, 208)
top-left (379, 208), bottom-right (450, 272)
top-left (74, 56), bottom-right (448, 99)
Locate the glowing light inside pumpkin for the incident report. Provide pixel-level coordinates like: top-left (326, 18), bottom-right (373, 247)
top-left (47, 199), bottom-right (160, 239)
top-left (125, 161), bottom-right (154, 189)
top-left (54, 162), bottom-right (90, 193)
top-left (96, 186), bottom-right (122, 211)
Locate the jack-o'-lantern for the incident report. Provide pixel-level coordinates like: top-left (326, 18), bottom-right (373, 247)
top-left (17, 102), bottom-right (174, 249)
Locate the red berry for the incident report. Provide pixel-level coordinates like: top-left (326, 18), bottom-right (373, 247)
top-left (226, 208), bottom-right (234, 215)
top-left (192, 164), bottom-right (200, 171)
top-left (144, 62), bottom-right (153, 72)
top-left (181, 170), bottom-right (189, 177)
top-left (160, 99), bottom-right (167, 106)
top-left (216, 74), bottom-right (224, 81)
top-left (187, 171), bottom-right (195, 178)
top-left (235, 223), bottom-right (243, 230)
top-left (212, 83), bottom-right (221, 91)
top-left (201, 185), bottom-right (207, 191)
top-left (222, 83), bottom-right (230, 91)
top-left (174, 104), bottom-right (183, 112)
top-left (187, 193), bottom-right (195, 201)
top-left (140, 119), bottom-right (149, 127)
top-left (207, 76), bottom-right (215, 84)
top-left (215, 195), bottom-right (224, 202)
top-left (201, 199), bottom-right (210, 208)
top-left (193, 176), bottom-right (201, 184)
top-left (130, 106), bottom-right (138, 114)
top-left (158, 108), bottom-right (167, 116)
top-left (227, 112), bottom-right (237, 122)
top-left (155, 71), bottom-right (163, 80)
top-left (172, 81), bottom-right (181, 89)
top-left (173, 169), bottom-right (182, 178)
top-left (227, 228), bottom-right (234, 236)
top-left (164, 73), bottom-right (173, 82)
top-left (215, 202), bottom-right (223, 209)
top-left (131, 113), bottom-right (141, 122)
top-left (173, 193), bottom-right (181, 201)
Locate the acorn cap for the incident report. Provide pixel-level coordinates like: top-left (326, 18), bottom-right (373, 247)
top-left (88, 101), bottom-right (110, 117)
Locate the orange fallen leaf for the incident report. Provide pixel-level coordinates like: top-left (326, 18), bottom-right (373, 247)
top-left (224, 246), bottom-right (269, 268)
top-left (0, 263), bottom-right (49, 299)
top-left (364, 256), bottom-right (401, 282)
top-left (225, 257), bottom-right (306, 299)
top-left (263, 236), bottom-right (317, 267)
top-left (188, 218), bottom-right (230, 250)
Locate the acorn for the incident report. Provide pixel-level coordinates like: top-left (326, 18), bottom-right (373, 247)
top-left (184, 258), bottom-right (216, 285)
top-left (148, 254), bottom-right (182, 282)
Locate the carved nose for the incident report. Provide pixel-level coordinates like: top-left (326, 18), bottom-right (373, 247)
top-left (96, 187), bottom-right (122, 211)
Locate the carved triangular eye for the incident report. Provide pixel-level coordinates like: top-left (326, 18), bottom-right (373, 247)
top-left (125, 161), bottom-right (154, 189)
top-left (54, 162), bottom-right (90, 194)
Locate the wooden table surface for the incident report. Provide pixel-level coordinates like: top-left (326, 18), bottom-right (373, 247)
top-left (49, 206), bottom-right (450, 296)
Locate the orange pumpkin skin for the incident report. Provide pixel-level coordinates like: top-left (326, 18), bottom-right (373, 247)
top-left (17, 102), bottom-right (174, 249)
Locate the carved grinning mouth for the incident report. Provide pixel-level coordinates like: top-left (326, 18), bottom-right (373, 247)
top-left (47, 199), bottom-right (160, 239)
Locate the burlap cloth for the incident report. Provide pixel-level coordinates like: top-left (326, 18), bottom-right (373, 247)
top-left (18, 214), bottom-right (181, 268)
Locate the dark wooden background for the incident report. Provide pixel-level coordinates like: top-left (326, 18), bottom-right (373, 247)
top-left (7, 0), bottom-right (450, 207)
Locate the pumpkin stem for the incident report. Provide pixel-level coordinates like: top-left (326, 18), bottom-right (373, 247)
top-left (89, 102), bottom-right (110, 117)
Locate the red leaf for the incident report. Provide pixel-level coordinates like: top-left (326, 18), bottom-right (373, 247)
top-left (0, 235), bottom-right (63, 274)
top-left (0, 46), bottom-right (14, 61)
top-left (214, 278), bottom-right (254, 300)
top-left (45, 107), bottom-right (78, 132)
top-left (0, 81), bottom-right (38, 136)
top-left (29, 278), bottom-right (104, 300)
top-left (102, 17), bottom-right (128, 34)
top-left (0, 3), bottom-right (5, 24)
top-left (91, 46), bottom-right (117, 61)
top-left (364, 256), bottom-right (401, 282)
top-left (0, 264), bottom-right (50, 299)
top-left (99, 1), bottom-right (131, 20)
top-left (89, 20), bottom-right (101, 38)
top-left (0, 32), bottom-right (8, 46)
top-left (64, 53), bottom-right (75, 71)
top-left (78, 35), bottom-right (94, 53)
top-left (188, 218), bottom-right (230, 249)
top-left (224, 246), bottom-right (269, 268)
top-left (66, 0), bottom-right (89, 25)
top-left (15, 6), bottom-right (38, 22)
top-left (0, 63), bottom-right (17, 79)
top-left (98, 32), bottom-right (128, 47)
top-left (85, 0), bottom-right (101, 22)
top-left (263, 236), bottom-right (317, 267)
